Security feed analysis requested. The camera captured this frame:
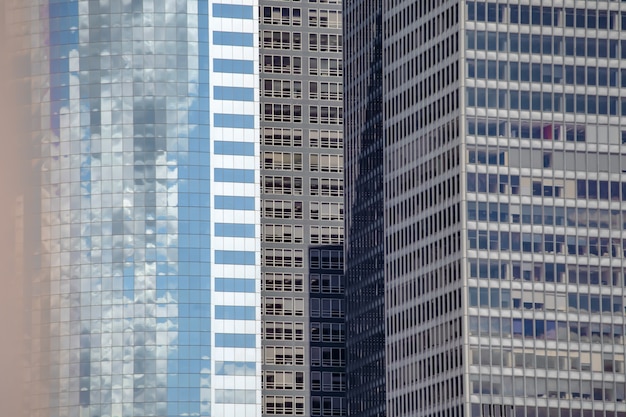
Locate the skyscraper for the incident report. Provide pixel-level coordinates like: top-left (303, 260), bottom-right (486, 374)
top-left (258, 0), bottom-right (345, 415)
top-left (20, 1), bottom-right (262, 416)
top-left (378, 1), bottom-right (626, 417)
top-left (343, 0), bottom-right (386, 414)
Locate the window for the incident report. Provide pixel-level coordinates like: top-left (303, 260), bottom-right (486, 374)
top-left (263, 30), bottom-right (302, 49)
top-left (262, 175), bottom-right (303, 195)
top-left (309, 129), bottom-right (343, 148)
top-left (310, 274), bottom-right (344, 293)
top-left (263, 272), bottom-right (304, 292)
top-left (263, 297), bottom-right (305, 316)
top-left (310, 225), bottom-right (344, 244)
top-left (264, 395), bottom-right (305, 415)
top-left (262, 6), bottom-right (302, 25)
top-left (308, 9), bottom-right (341, 28)
top-left (310, 299), bottom-right (345, 318)
top-left (310, 178), bottom-right (343, 196)
top-left (310, 372), bottom-right (345, 391)
top-left (264, 79), bottom-right (303, 98)
top-left (263, 224), bottom-right (304, 243)
top-left (310, 106), bottom-right (343, 124)
top-left (309, 81), bottom-right (342, 100)
top-left (263, 248), bottom-right (304, 267)
top-left (309, 33), bottom-right (342, 52)
top-left (311, 397), bottom-right (346, 416)
top-left (262, 127), bottom-right (303, 147)
top-left (264, 345), bottom-right (305, 365)
top-left (310, 249), bottom-right (343, 270)
top-left (264, 370), bottom-right (305, 390)
top-left (310, 154), bottom-right (343, 172)
top-left (310, 322), bottom-right (345, 342)
top-left (262, 54), bottom-right (302, 74)
top-left (310, 202), bottom-right (343, 220)
top-left (263, 151), bottom-right (303, 170)
top-left (311, 347), bottom-right (345, 366)
top-left (262, 199), bottom-right (303, 219)
top-left (309, 58), bottom-right (342, 76)
top-left (263, 103), bottom-right (303, 122)
top-left (263, 322), bottom-right (305, 341)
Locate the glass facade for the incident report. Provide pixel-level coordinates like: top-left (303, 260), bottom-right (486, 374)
top-left (26, 0), bottom-right (261, 416)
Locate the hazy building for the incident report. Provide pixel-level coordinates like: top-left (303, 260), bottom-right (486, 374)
top-left (258, 0), bottom-right (345, 415)
top-left (381, 1), bottom-right (626, 417)
top-left (22, 1), bottom-right (262, 416)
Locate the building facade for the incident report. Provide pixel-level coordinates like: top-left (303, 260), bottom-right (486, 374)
top-left (343, 0), bottom-right (386, 413)
top-left (22, 1), bottom-right (262, 416)
top-left (258, 0), bottom-right (346, 415)
top-left (381, 1), bottom-right (626, 417)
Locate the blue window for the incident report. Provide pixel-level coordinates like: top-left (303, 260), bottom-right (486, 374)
top-left (215, 141), bottom-right (255, 156)
top-left (214, 86), bottom-right (254, 101)
top-left (215, 278), bottom-right (256, 292)
top-left (214, 113), bottom-right (255, 128)
top-left (215, 223), bottom-right (255, 237)
top-left (212, 4), bottom-right (254, 19)
top-left (214, 196), bottom-right (255, 210)
top-left (214, 168), bottom-right (255, 183)
top-left (215, 333), bottom-right (256, 348)
top-left (215, 250), bottom-right (256, 265)
top-left (214, 389), bottom-right (256, 404)
top-left (215, 305), bottom-right (256, 320)
top-left (215, 361), bottom-right (256, 376)
top-left (213, 58), bottom-right (254, 74)
top-left (213, 31), bottom-right (254, 46)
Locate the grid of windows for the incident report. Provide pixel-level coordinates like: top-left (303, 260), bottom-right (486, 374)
top-left (262, 6), bottom-right (302, 26)
top-left (263, 55), bottom-right (303, 74)
top-left (263, 371), bottom-right (305, 390)
top-left (262, 127), bottom-right (303, 147)
top-left (260, 1), bottom-right (344, 416)
top-left (263, 321), bottom-right (305, 341)
top-left (262, 199), bottom-right (304, 219)
top-left (264, 346), bottom-right (305, 365)
top-left (32, 1), bottom-right (261, 416)
top-left (309, 130), bottom-right (343, 148)
top-left (262, 272), bottom-right (305, 292)
top-left (310, 154), bottom-right (343, 172)
top-left (264, 396), bottom-right (306, 415)
top-left (262, 30), bottom-right (302, 50)
top-left (263, 152), bottom-right (303, 171)
top-left (454, 2), bottom-right (626, 417)
top-left (310, 202), bottom-right (343, 220)
top-left (308, 9), bottom-right (341, 28)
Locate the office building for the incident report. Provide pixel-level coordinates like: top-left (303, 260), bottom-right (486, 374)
top-left (343, 0), bottom-right (386, 414)
top-left (380, 1), bottom-right (626, 417)
top-left (258, 0), bottom-right (345, 415)
top-left (20, 1), bottom-right (262, 416)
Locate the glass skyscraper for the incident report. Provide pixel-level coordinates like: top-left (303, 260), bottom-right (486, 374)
top-left (377, 1), bottom-right (626, 417)
top-left (21, 1), bottom-right (262, 416)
